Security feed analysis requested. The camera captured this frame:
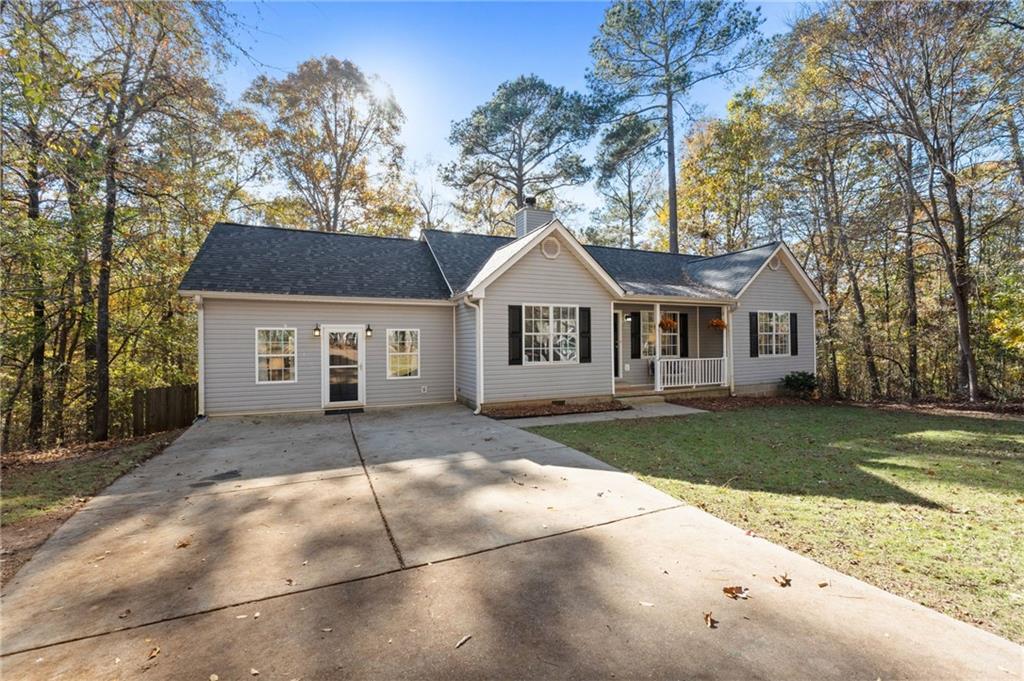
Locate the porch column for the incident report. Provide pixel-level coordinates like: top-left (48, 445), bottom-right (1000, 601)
top-left (654, 302), bottom-right (661, 391)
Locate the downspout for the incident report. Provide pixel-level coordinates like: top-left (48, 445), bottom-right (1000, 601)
top-left (195, 295), bottom-right (205, 417)
top-left (464, 298), bottom-right (484, 414)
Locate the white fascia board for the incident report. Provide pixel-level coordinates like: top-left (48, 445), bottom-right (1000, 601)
top-left (618, 293), bottom-right (737, 306)
top-left (177, 290), bottom-right (455, 306)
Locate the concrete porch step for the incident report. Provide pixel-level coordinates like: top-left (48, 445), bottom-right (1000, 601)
top-left (617, 395), bottom-right (667, 405)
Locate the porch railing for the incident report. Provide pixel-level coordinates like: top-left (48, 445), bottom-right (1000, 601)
top-left (656, 357), bottom-right (726, 390)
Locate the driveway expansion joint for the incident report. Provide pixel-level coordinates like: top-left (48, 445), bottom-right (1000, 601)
top-left (348, 413), bottom-right (407, 569)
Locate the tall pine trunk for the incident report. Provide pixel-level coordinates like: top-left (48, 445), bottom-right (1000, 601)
top-left (93, 146), bottom-right (117, 441)
top-left (941, 171), bottom-right (979, 401)
top-left (664, 83), bottom-right (678, 253)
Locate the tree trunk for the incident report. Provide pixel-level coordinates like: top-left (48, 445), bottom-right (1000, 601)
top-left (1007, 112), bottom-right (1024, 187)
top-left (941, 171), bottom-right (979, 401)
top-left (93, 146), bottom-right (117, 441)
top-left (840, 235), bottom-right (882, 400)
top-left (902, 139), bottom-right (919, 400)
top-left (664, 85), bottom-right (678, 254)
top-left (27, 125), bottom-right (45, 447)
top-left (66, 176), bottom-right (97, 433)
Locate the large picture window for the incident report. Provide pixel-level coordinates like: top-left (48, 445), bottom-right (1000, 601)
top-left (524, 305), bottom-right (578, 364)
top-left (660, 312), bottom-right (680, 356)
top-left (757, 312), bottom-right (790, 356)
top-left (256, 328), bottom-right (296, 383)
top-left (387, 329), bottom-right (420, 379)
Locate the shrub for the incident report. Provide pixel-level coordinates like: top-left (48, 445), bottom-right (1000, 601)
top-left (781, 371), bottom-right (818, 398)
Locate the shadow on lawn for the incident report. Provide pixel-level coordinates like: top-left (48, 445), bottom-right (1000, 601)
top-left (534, 406), bottom-right (1024, 509)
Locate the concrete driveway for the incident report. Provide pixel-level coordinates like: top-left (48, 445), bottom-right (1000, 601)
top-left (1, 405), bottom-right (1019, 679)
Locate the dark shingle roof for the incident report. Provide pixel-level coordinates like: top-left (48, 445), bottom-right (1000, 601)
top-left (421, 229), bottom-right (512, 293)
top-left (179, 223), bottom-right (451, 300)
top-left (422, 229), bottom-right (778, 300)
top-left (682, 242), bottom-right (780, 296)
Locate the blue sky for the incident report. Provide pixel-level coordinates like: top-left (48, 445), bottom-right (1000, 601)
top-left (222, 1), bottom-right (801, 224)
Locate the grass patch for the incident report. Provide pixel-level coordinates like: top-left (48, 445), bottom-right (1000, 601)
top-left (529, 405), bottom-right (1024, 643)
top-left (2, 435), bottom-right (177, 525)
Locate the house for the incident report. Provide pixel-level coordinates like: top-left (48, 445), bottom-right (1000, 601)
top-left (178, 204), bottom-right (827, 416)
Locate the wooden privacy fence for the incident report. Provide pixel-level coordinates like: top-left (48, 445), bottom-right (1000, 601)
top-left (132, 384), bottom-right (198, 436)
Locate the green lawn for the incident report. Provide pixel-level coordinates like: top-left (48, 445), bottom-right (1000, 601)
top-left (1, 436), bottom-right (175, 525)
top-left (529, 405), bottom-right (1024, 644)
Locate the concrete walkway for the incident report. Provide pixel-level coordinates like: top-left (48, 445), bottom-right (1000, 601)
top-left (501, 401), bottom-right (704, 428)
top-left (1, 405), bottom-right (1019, 680)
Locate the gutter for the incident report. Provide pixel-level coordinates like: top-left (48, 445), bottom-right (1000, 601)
top-left (463, 298), bottom-right (484, 414)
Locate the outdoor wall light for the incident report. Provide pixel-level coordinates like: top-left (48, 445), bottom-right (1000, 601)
top-left (313, 323), bottom-right (321, 337)
top-left (366, 325), bottom-right (373, 338)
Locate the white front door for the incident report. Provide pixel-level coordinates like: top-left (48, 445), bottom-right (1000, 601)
top-left (321, 325), bottom-right (365, 407)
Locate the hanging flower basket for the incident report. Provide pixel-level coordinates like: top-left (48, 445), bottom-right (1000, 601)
top-left (659, 315), bottom-right (678, 332)
top-left (708, 318), bottom-right (727, 330)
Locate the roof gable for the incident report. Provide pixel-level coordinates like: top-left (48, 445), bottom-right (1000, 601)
top-left (459, 220), bottom-right (625, 298)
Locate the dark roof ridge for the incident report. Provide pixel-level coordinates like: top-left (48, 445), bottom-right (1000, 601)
top-left (691, 241), bottom-right (780, 261)
top-left (214, 221), bottom-right (420, 243)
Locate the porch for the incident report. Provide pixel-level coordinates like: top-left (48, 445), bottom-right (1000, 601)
top-left (612, 302), bottom-right (731, 395)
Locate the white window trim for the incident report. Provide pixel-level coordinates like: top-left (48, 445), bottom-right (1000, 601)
top-left (659, 311), bottom-right (681, 358)
top-left (386, 328), bottom-right (421, 380)
top-left (757, 311), bottom-right (791, 358)
top-left (522, 303), bottom-right (580, 366)
top-left (640, 310), bottom-right (657, 358)
top-left (255, 327), bottom-right (298, 384)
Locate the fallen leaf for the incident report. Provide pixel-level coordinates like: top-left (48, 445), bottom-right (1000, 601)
top-left (175, 537), bottom-right (192, 549)
top-left (818, 580), bottom-right (830, 588)
top-left (285, 578), bottom-right (295, 586)
top-left (455, 634), bottom-right (472, 648)
top-left (210, 676), bottom-right (219, 681)
top-left (253, 612), bottom-right (260, 619)
top-left (722, 586), bottom-right (749, 600)
top-left (745, 530), bottom-right (757, 537)
top-left (250, 669), bottom-right (259, 676)
top-left (321, 627), bottom-right (333, 632)
top-left (703, 612), bottom-right (718, 629)
top-left (118, 609), bottom-right (131, 619)
top-left (235, 614), bottom-right (247, 619)
top-left (773, 574), bottom-right (792, 588)
top-left (147, 647), bottom-right (160, 660)
top-left (639, 601), bottom-right (654, 607)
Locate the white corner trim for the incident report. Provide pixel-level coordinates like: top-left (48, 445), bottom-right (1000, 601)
top-left (195, 295), bottom-right (205, 415)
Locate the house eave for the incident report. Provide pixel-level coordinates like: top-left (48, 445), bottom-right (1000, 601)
top-left (177, 289), bottom-right (455, 306)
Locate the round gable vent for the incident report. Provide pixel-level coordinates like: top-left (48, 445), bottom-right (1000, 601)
top-left (541, 236), bottom-right (561, 260)
top-left (768, 255), bottom-right (781, 271)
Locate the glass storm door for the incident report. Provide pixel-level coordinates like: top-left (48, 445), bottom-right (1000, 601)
top-left (323, 326), bottom-right (363, 406)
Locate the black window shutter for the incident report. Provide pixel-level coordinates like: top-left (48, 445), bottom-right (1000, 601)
top-left (630, 312), bottom-right (641, 358)
top-left (681, 313), bottom-right (689, 357)
top-left (749, 312), bottom-right (759, 357)
top-left (790, 312), bottom-right (799, 356)
top-left (578, 307), bottom-right (592, 363)
top-left (508, 305), bottom-right (522, 365)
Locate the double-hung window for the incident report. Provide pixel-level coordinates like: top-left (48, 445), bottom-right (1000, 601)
top-left (387, 329), bottom-right (420, 379)
top-left (524, 305), bottom-right (578, 364)
top-left (757, 312), bottom-right (790, 356)
top-left (660, 312), bottom-right (680, 356)
top-left (256, 328), bottom-right (296, 383)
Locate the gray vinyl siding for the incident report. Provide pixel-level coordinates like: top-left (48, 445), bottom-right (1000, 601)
top-left (202, 298), bottom-right (454, 415)
top-left (480, 233), bottom-right (614, 403)
top-left (731, 264), bottom-right (816, 385)
top-left (455, 302), bottom-right (477, 405)
top-left (615, 304), bottom-right (725, 385)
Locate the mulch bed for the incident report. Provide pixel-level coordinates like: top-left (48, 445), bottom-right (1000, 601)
top-left (485, 400), bottom-right (631, 419)
top-left (666, 395), bottom-right (818, 412)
